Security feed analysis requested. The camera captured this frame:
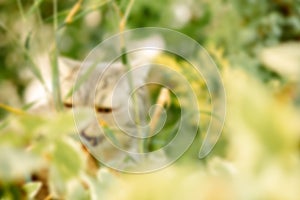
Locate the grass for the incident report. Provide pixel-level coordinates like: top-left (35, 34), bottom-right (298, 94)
top-left (1, 0), bottom-right (300, 199)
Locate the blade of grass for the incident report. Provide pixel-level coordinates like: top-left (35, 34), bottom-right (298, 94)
top-left (103, 127), bottom-right (120, 147)
top-left (34, 0), bottom-right (45, 27)
top-left (44, 0), bottom-right (111, 28)
top-left (65, 62), bottom-right (98, 99)
top-left (16, 0), bottom-right (25, 21)
top-left (25, 31), bottom-right (32, 50)
top-left (116, 0), bottom-right (145, 153)
top-left (61, 0), bottom-right (111, 28)
top-left (112, 1), bottom-right (122, 19)
top-left (26, 0), bottom-right (45, 17)
top-left (22, 101), bottom-right (38, 111)
top-left (51, 0), bottom-right (63, 111)
top-left (64, 0), bottom-right (83, 24)
top-left (50, 49), bottom-right (63, 111)
top-left (0, 23), bottom-right (48, 93)
top-left (0, 103), bottom-right (27, 116)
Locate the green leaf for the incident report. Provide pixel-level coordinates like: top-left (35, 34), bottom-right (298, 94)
top-left (52, 139), bottom-right (83, 180)
top-left (23, 182), bottom-right (42, 199)
top-left (50, 45), bottom-right (63, 111)
top-left (26, 0), bottom-right (45, 17)
top-left (65, 62), bottom-right (98, 99)
top-left (103, 126), bottom-right (120, 146)
top-left (66, 179), bottom-right (90, 200)
top-left (82, 168), bottom-right (116, 200)
top-left (51, 0), bottom-right (63, 111)
top-left (0, 24), bottom-right (47, 88)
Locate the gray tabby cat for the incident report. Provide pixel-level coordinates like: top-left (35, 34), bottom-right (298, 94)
top-left (60, 57), bottom-right (150, 166)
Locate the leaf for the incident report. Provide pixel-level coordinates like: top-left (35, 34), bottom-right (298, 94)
top-left (52, 139), bottom-right (83, 180)
top-left (0, 24), bottom-right (47, 88)
top-left (23, 182), bottom-right (42, 199)
top-left (103, 126), bottom-right (120, 146)
top-left (25, 31), bottom-right (32, 50)
top-left (82, 168), bottom-right (116, 200)
top-left (50, 0), bottom-right (63, 111)
top-left (26, 0), bottom-right (45, 17)
top-left (66, 179), bottom-right (90, 200)
top-left (50, 44), bottom-right (63, 111)
top-left (64, 0), bottom-right (83, 24)
top-left (22, 101), bottom-right (38, 111)
top-left (41, 112), bottom-right (77, 139)
top-left (0, 103), bottom-right (27, 115)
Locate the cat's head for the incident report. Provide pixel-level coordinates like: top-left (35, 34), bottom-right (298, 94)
top-left (60, 56), bottom-right (151, 111)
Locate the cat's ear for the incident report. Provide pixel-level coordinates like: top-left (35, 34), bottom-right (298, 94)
top-left (59, 57), bottom-right (82, 77)
top-left (58, 57), bottom-right (83, 103)
top-left (131, 64), bottom-right (151, 88)
top-left (126, 34), bottom-right (164, 87)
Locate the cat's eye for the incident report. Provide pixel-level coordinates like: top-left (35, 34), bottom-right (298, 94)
top-left (95, 106), bottom-right (112, 113)
top-left (63, 102), bottom-right (112, 114)
top-left (63, 102), bottom-right (73, 108)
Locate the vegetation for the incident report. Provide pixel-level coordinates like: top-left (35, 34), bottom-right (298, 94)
top-left (0, 0), bottom-right (300, 199)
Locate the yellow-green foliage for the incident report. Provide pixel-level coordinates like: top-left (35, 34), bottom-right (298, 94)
top-left (1, 0), bottom-right (300, 199)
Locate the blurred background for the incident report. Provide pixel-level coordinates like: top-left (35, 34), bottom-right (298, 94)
top-left (0, 0), bottom-right (300, 199)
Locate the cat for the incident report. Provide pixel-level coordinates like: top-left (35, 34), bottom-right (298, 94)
top-left (25, 35), bottom-right (165, 169)
top-left (60, 56), bottom-right (152, 168)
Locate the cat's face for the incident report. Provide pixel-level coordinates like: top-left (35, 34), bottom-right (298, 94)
top-left (61, 58), bottom-right (150, 163)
